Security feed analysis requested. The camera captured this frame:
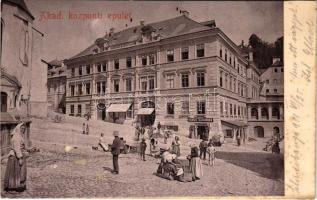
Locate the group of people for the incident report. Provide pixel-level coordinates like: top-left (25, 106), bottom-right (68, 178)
top-left (199, 139), bottom-right (217, 166)
top-left (82, 123), bottom-right (89, 135)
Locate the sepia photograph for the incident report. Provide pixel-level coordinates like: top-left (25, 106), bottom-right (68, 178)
top-left (0, 0), bottom-right (288, 198)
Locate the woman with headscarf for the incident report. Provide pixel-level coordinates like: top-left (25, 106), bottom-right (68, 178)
top-left (187, 146), bottom-right (203, 181)
top-left (4, 122), bottom-right (28, 192)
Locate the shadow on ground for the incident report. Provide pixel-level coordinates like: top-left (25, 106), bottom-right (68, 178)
top-left (216, 151), bottom-right (284, 180)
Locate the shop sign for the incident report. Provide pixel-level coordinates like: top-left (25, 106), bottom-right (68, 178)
top-left (188, 116), bottom-right (213, 122)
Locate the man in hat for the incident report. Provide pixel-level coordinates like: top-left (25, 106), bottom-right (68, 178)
top-left (111, 131), bottom-right (121, 174)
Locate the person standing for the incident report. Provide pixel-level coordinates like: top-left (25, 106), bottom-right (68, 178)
top-left (206, 143), bottom-right (216, 166)
top-left (85, 123), bottom-right (89, 135)
top-left (188, 146), bottom-right (203, 181)
top-left (82, 123), bottom-right (86, 134)
top-left (236, 132), bottom-right (241, 146)
top-left (140, 138), bottom-right (147, 161)
top-left (157, 122), bottom-right (161, 133)
top-left (174, 136), bottom-right (181, 157)
top-left (199, 139), bottom-right (208, 160)
top-left (4, 123), bottom-right (28, 192)
top-left (111, 131), bottom-right (121, 174)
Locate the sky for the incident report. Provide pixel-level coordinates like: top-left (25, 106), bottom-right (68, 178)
top-left (25, 0), bottom-right (283, 62)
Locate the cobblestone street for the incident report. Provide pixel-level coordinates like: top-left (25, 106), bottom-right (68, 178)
top-left (1, 118), bottom-right (284, 198)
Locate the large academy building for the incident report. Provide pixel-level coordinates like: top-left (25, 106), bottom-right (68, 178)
top-left (64, 12), bottom-right (268, 139)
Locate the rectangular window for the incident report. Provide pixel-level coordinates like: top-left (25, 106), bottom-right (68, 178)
top-left (197, 72), bottom-right (205, 87)
top-left (230, 104), bottom-right (233, 116)
top-left (102, 62), bottom-right (107, 71)
top-left (142, 55), bottom-right (147, 66)
top-left (71, 68), bottom-right (75, 77)
top-left (225, 102), bottom-right (228, 116)
top-left (70, 85), bottom-right (75, 96)
top-left (86, 65), bottom-right (90, 74)
top-left (149, 76), bottom-right (155, 90)
top-left (220, 102), bottom-right (224, 116)
top-left (97, 63), bottom-right (102, 72)
top-left (78, 105), bottom-right (82, 116)
top-left (197, 101), bottom-right (206, 115)
top-left (220, 71), bottom-right (223, 87)
top-left (78, 84), bottom-right (83, 95)
top-left (149, 54), bottom-right (155, 65)
top-left (86, 83), bottom-right (90, 95)
top-left (126, 57), bottom-right (132, 68)
top-left (181, 74), bottom-right (189, 88)
top-left (167, 50), bottom-right (174, 62)
top-left (126, 79), bottom-right (132, 92)
top-left (225, 49), bottom-right (227, 62)
top-left (196, 44), bottom-right (205, 58)
top-left (233, 78), bottom-right (236, 93)
top-left (181, 47), bottom-right (189, 60)
top-left (102, 81), bottom-right (106, 94)
top-left (70, 105), bottom-right (74, 115)
top-left (78, 67), bottom-right (82, 76)
top-left (85, 104), bottom-right (90, 115)
top-left (97, 82), bottom-right (101, 94)
top-left (219, 46), bottom-right (223, 58)
top-left (114, 79), bottom-right (119, 92)
top-left (234, 105), bottom-right (236, 116)
top-left (166, 74), bottom-right (175, 89)
top-left (181, 101), bottom-right (189, 115)
top-left (141, 77), bottom-right (147, 91)
top-left (167, 103), bottom-right (174, 115)
top-left (229, 76), bottom-right (232, 91)
top-left (238, 106), bottom-right (240, 116)
top-left (114, 59), bottom-right (119, 70)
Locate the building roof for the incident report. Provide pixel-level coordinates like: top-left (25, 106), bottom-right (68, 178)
top-left (3, 0), bottom-right (35, 20)
top-left (70, 15), bottom-right (212, 60)
top-left (49, 59), bottom-right (62, 67)
top-left (0, 67), bottom-right (22, 88)
top-left (271, 60), bottom-right (283, 67)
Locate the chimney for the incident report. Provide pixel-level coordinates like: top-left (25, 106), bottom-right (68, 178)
top-left (140, 20), bottom-right (145, 26)
top-left (109, 28), bottom-right (114, 36)
top-left (241, 40), bottom-right (244, 46)
top-left (249, 51), bottom-right (253, 62)
top-left (272, 57), bottom-right (280, 64)
top-left (181, 10), bottom-right (189, 18)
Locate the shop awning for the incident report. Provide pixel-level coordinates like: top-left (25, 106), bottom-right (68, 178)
top-left (106, 103), bottom-right (131, 113)
top-left (221, 120), bottom-right (248, 128)
top-left (137, 108), bottom-right (154, 115)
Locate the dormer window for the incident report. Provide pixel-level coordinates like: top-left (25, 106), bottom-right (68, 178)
top-left (93, 48), bottom-right (99, 54)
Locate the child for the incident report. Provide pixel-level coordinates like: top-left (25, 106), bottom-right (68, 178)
top-left (206, 143), bottom-right (216, 166)
top-left (140, 138), bottom-right (147, 161)
top-left (82, 123), bottom-right (86, 134)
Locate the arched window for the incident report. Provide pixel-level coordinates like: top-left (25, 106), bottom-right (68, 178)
top-left (272, 107), bottom-right (280, 119)
top-left (261, 107), bottom-right (269, 119)
top-left (251, 107), bottom-right (258, 119)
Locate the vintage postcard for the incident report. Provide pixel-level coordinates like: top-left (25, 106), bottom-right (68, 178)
top-left (0, 0), bottom-right (315, 199)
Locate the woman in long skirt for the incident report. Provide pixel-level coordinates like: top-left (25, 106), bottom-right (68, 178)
top-left (4, 123), bottom-right (28, 192)
top-left (188, 146), bottom-right (203, 181)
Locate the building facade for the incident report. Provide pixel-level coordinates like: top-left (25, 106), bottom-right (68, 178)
top-left (1, 0), bottom-right (47, 118)
top-left (247, 58), bottom-right (284, 138)
top-left (65, 13), bottom-right (280, 139)
top-left (45, 59), bottom-right (66, 113)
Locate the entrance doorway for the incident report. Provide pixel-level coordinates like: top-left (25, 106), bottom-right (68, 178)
top-left (254, 126), bottom-right (264, 137)
top-left (197, 125), bottom-right (209, 140)
top-left (139, 101), bottom-right (155, 127)
top-left (1, 92), bottom-right (8, 112)
top-left (97, 103), bottom-right (106, 121)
